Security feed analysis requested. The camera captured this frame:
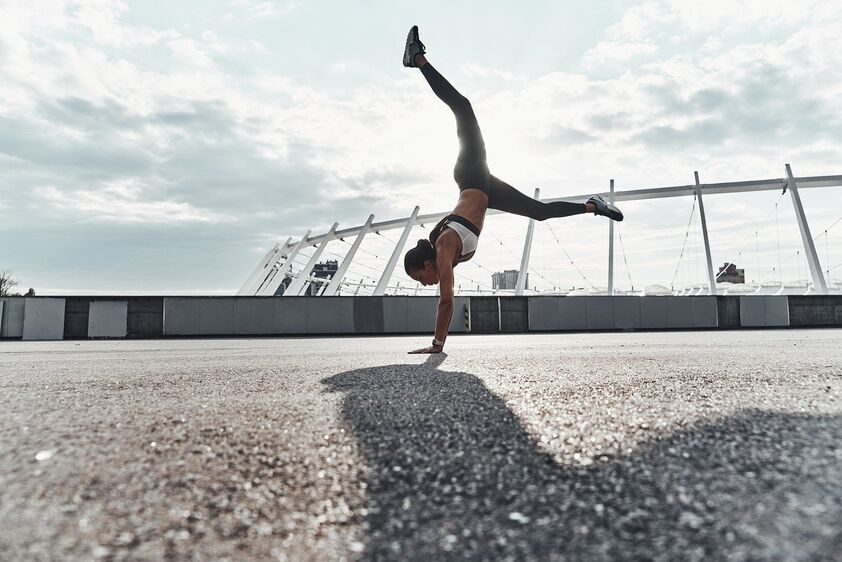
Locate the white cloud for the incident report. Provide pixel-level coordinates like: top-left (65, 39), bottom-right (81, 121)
top-left (167, 37), bottom-right (214, 67)
top-left (582, 40), bottom-right (658, 66)
top-left (35, 182), bottom-right (235, 224)
top-left (228, 0), bottom-right (298, 19)
top-left (249, 39), bottom-right (269, 54)
top-left (581, 0), bottom-right (838, 68)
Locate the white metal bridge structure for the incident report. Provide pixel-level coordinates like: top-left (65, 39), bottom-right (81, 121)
top-left (238, 164), bottom-right (842, 298)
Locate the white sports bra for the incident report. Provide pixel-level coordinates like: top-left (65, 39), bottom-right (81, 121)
top-left (445, 221), bottom-right (479, 257)
top-left (434, 214), bottom-right (481, 262)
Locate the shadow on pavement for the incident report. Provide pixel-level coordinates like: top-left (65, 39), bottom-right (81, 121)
top-left (322, 355), bottom-right (842, 561)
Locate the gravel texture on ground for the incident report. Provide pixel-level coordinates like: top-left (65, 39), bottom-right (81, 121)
top-left (1, 329), bottom-right (841, 561)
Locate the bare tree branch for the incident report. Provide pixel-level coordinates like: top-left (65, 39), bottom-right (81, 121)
top-left (0, 270), bottom-right (19, 296)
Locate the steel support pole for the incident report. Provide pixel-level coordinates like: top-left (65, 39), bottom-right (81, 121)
top-left (608, 180), bottom-right (615, 296)
top-left (785, 164), bottom-right (828, 293)
top-left (285, 223), bottom-right (339, 296)
top-left (257, 230), bottom-right (311, 296)
top-left (322, 215), bottom-right (374, 296)
top-left (237, 239), bottom-right (286, 296)
top-left (373, 206), bottom-right (420, 296)
top-left (515, 188), bottom-right (539, 295)
top-left (694, 172), bottom-right (717, 295)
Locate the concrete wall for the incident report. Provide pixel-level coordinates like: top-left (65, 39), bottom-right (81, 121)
top-left (740, 296), bottom-right (789, 327)
top-left (0, 298), bottom-right (25, 338)
top-left (529, 296), bottom-right (718, 332)
top-left (22, 298), bottom-right (65, 341)
top-left (64, 297), bottom-right (91, 339)
top-left (89, 301), bottom-right (128, 338)
top-left (61, 297), bottom-right (161, 339)
top-left (788, 296), bottom-right (842, 327)
top-left (162, 296), bottom-right (469, 337)
top-left (4, 295), bottom-right (842, 341)
top-left (717, 296), bottom-right (741, 329)
top-left (500, 297), bottom-right (528, 333)
top-left (469, 297), bottom-right (499, 333)
top-left (128, 297), bottom-right (164, 338)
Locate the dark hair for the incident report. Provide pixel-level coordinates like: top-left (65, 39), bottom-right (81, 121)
top-left (404, 239), bottom-right (436, 274)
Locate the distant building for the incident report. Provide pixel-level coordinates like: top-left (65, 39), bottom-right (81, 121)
top-left (306, 260), bottom-right (339, 296)
top-left (717, 263), bottom-right (745, 284)
top-left (275, 260), bottom-right (339, 296)
top-left (275, 276), bottom-right (292, 296)
top-left (492, 269), bottom-right (527, 291)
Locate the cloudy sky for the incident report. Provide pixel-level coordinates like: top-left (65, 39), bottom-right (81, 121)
top-left (1, 0), bottom-right (841, 295)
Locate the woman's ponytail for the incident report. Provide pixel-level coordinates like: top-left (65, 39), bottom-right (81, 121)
top-left (404, 238), bottom-right (436, 274)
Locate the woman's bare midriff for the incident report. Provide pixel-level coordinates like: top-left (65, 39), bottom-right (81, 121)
top-left (452, 188), bottom-right (488, 232)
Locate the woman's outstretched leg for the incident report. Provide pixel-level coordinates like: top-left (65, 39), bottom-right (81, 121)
top-left (488, 176), bottom-right (624, 221)
top-left (488, 176), bottom-right (590, 221)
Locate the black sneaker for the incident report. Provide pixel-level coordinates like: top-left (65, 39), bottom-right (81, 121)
top-left (587, 195), bottom-right (623, 221)
top-left (403, 25), bottom-right (426, 67)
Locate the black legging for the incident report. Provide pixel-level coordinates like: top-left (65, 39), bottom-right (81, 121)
top-left (421, 63), bottom-right (585, 221)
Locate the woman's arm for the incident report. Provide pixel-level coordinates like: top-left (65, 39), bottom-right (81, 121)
top-left (432, 259), bottom-right (455, 348)
top-left (408, 238), bottom-right (457, 354)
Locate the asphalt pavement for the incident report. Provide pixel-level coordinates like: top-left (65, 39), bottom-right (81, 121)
top-left (1, 330), bottom-right (841, 561)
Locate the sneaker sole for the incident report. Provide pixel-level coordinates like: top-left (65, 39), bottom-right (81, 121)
top-left (403, 25), bottom-right (422, 67)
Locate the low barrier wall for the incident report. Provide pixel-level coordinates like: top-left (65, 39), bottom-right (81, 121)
top-left (527, 296), bottom-right (719, 331)
top-left (1, 295), bottom-right (841, 341)
top-left (162, 296), bottom-right (470, 336)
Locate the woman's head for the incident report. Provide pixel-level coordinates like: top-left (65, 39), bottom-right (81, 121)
top-left (404, 239), bottom-right (439, 285)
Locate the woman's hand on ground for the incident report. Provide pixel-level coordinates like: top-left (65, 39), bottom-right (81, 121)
top-left (408, 345), bottom-right (443, 354)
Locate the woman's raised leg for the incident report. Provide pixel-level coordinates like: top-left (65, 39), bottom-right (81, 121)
top-left (404, 26), bottom-right (489, 190)
top-left (487, 176), bottom-right (589, 221)
top-left (417, 60), bottom-right (487, 167)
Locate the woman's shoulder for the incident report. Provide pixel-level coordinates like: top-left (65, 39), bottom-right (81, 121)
top-left (434, 228), bottom-right (461, 259)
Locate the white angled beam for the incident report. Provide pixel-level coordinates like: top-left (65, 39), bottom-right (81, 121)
top-left (373, 206), bottom-right (419, 296)
top-left (694, 172), bottom-right (717, 295)
top-left (237, 242), bottom-right (279, 296)
top-left (285, 223), bottom-right (339, 296)
top-left (316, 276), bottom-right (332, 296)
top-left (237, 238), bottom-right (288, 295)
top-left (785, 164), bottom-right (828, 294)
top-left (257, 230), bottom-right (311, 296)
top-left (250, 241), bottom-right (295, 295)
top-left (515, 188), bottom-right (539, 296)
top-left (608, 180), bottom-right (615, 296)
top-left (322, 214), bottom-right (374, 296)
top-left (537, 175), bottom-right (842, 205)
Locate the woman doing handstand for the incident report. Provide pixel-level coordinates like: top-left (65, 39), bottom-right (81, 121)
top-left (402, 26), bottom-right (623, 354)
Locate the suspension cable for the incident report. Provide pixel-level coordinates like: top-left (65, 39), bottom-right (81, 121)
top-left (760, 212), bottom-right (842, 281)
top-left (715, 192), bottom-right (785, 282)
top-left (322, 247), bottom-right (384, 275)
top-left (489, 232), bottom-right (522, 261)
top-left (669, 193), bottom-right (697, 290)
top-left (487, 231), bottom-right (557, 291)
top-left (616, 225), bottom-right (635, 294)
top-left (544, 222), bottom-right (596, 289)
top-left (339, 237), bottom-right (382, 260)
